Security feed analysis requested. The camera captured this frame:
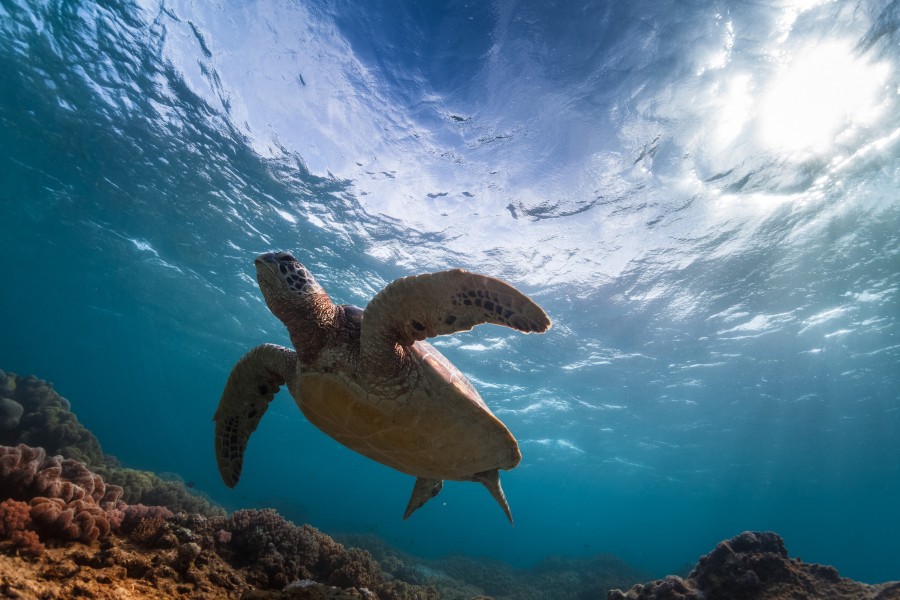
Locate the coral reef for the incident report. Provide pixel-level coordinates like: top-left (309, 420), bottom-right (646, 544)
top-left (0, 369), bottom-right (224, 517)
top-left (0, 443), bottom-right (124, 545)
top-left (340, 532), bottom-right (648, 600)
top-left (4, 370), bottom-right (899, 600)
top-left (212, 508), bottom-right (435, 599)
top-left (608, 531), bottom-right (900, 600)
top-left (0, 370), bottom-right (105, 466)
top-left (0, 442), bottom-right (437, 599)
top-left (98, 465), bottom-right (225, 517)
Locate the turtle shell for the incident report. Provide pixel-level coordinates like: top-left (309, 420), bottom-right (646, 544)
top-left (293, 341), bottom-right (521, 481)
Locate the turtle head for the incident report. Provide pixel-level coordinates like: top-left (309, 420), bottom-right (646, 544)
top-left (254, 252), bottom-right (334, 339)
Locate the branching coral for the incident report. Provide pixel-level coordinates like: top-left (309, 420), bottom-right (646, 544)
top-left (317, 541), bottom-right (382, 590)
top-left (127, 474), bottom-right (225, 517)
top-left (0, 498), bottom-right (30, 535)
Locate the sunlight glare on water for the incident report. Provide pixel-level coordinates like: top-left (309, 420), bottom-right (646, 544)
top-left (759, 41), bottom-right (891, 155)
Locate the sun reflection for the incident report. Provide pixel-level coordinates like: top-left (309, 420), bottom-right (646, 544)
top-left (758, 41), bottom-right (890, 154)
top-left (715, 74), bottom-right (754, 146)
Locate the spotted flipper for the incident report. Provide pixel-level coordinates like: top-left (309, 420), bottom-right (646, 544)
top-left (213, 344), bottom-right (297, 487)
top-left (361, 269), bottom-right (551, 360)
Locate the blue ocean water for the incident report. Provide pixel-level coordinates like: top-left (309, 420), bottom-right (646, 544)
top-left (1, 0), bottom-right (898, 585)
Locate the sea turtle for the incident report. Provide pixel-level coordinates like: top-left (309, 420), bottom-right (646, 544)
top-left (213, 251), bottom-right (551, 523)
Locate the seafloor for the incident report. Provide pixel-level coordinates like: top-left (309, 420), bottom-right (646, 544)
top-left (1, 369), bottom-right (897, 599)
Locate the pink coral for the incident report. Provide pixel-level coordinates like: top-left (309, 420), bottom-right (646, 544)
top-left (8, 528), bottom-right (44, 557)
top-left (122, 503), bottom-right (174, 527)
top-left (0, 498), bottom-right (44, 556)
top-left (0, 497), bottom-right (30, 536)
top-left (0, 444), bottom-right (125, 545)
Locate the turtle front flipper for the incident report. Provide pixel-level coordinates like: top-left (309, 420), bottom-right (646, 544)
top-left (403, 477), bottom-right (444, 520)
top-left (214, 343), bottom-right (297, 488)
top-left (361, 269), bottom-right (551, 359)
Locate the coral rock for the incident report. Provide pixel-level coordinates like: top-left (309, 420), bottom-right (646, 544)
top-left (0, 396), bottom-right (24, 430)
top-left (608, 531), bottom-right (900, 600)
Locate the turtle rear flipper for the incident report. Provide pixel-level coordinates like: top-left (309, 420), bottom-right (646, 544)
top-left (403, 477), bottom-right (444, 520)
top-left (472, 469), bottom-right (514, 525)
top-left (214, 344), bottom-right (297, 487)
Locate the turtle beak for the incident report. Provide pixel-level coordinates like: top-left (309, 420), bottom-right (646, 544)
top-left (254, 254), bottom-right (280, 283)
top-left (255, 252), bottom-right (276, 266)
top-left (256, 251), bottom-right (298, 267)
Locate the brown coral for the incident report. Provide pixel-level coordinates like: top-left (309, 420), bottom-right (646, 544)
top-left (6, 528), bottom-right (44, 557)
top-left (28, 496), bottom-right (112, 543)
top-left (225, 508), bottom-right (320, 588)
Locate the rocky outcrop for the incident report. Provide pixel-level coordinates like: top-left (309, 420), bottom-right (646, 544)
top-left (608, 531), bottom-right (900, 600)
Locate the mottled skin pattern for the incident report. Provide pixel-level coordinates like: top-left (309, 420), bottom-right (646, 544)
top-left (214, 251), bottom-right (551, 523)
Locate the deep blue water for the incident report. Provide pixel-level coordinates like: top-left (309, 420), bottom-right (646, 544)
top-left (1, 0), bottom-right (899, 584)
